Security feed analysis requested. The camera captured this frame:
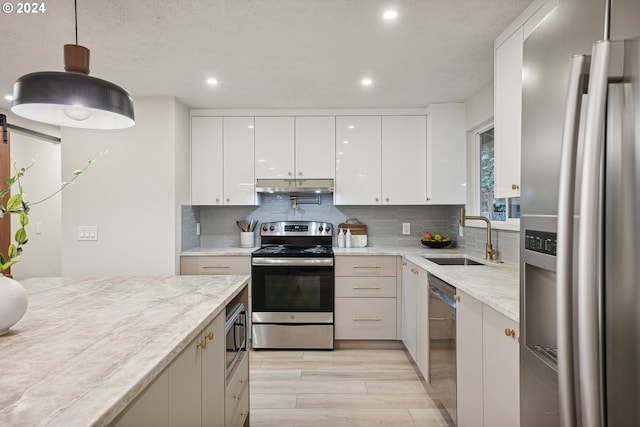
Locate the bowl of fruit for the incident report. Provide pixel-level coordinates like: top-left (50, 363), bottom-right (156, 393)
top-left (421, 232), bottom-right (453, 248)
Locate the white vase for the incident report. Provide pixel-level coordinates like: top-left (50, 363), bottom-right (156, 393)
top-left (0, 275), bottom-right (28, 335)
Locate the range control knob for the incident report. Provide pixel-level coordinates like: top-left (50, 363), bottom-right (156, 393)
top-left (262, 225), bottom-right (268, 232)
top-left (269, 225), bottom-right (275, 231)
top-left (319, 226), bottom-right (324, 232)
top-left (325, 226), bottom-right (331, 233)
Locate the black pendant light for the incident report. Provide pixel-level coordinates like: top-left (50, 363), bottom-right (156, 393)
top-left (11, 0), bottom-right (134, 129)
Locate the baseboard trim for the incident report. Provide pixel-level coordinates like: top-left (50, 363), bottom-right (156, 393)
top-left (334, 339), bottom-right (405, 350)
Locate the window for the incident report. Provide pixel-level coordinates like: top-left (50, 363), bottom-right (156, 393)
top-left (475, 125), bottom-right (520, 223)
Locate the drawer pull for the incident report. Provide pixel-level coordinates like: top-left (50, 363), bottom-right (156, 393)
top-left (352, 317), bottom-right (381, 321)
top-left (202, 265), bottom-right (230, 269)
top-left (352, 286), bottom-right (381, 290)
top-left (240, 378), bottom-right (247, 384)
top-left (431, 317), bottom-right (452, 321)
top-left (234, 394), bottom-right (241, 400)
top-left (197, 339), bottom-right (207, 349)
top-left (205, 332), bottom-right (214, 340)
top-left (352, 265), bottom-right (381, 269)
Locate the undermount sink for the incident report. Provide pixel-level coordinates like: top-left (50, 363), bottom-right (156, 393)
top-left (424, 257), bottom-right (485, 266)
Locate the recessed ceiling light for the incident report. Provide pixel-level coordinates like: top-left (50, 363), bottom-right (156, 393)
top-left (248, 125), bottom-right (254, 129)
top-left (361, 78), bottom-right (373, 87)
top-left (4, 95), bottom-right (14, 101)
top-left (206, 78), bottom-right (218, 86)
top-left (382, 9), bottom-right (398, 21)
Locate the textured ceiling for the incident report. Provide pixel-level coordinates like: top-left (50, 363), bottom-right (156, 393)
top-left (0, 0), bottom-right (533, 110)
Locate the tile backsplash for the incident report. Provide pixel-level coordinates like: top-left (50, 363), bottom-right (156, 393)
top-left (182, 194), bottom-right (520, 263)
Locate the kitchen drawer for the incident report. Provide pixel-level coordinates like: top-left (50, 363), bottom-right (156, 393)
top-left (335, 276), bottom-right (397, 298)
top-left (335, 297), bottom-right (397, 340)
top-left (225, 351), bottom-right (249, 426)
top-left (180, 255), bottom-right (250, 275)
top-left (335, 255), bottom-right (397, 277)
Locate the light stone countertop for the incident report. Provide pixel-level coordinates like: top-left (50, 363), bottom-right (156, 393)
top-left (0, 275), bottom-right (250, 427)
top-left (181, 246), bottom-right (258, 256)
top-left (181, 245), bottom-right (519, 322)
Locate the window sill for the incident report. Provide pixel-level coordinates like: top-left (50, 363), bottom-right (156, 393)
top-left (463, 219), bottom-right (520, 232)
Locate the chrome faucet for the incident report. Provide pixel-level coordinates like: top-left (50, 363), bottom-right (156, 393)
top-left (460, 207), bottom-right (497, 261)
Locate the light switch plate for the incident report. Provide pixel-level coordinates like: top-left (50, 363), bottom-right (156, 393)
top-left (459, 226), bottom-right (464, 237)
top-left (402, 223), bottom-right (410, 235)
top-left (78, 225), bottom-right (98, 241)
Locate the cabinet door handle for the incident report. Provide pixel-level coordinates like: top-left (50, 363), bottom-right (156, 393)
top-left (375, 197), bottom-right (379, 202)
top-left (453, 295), bottom-right (460, 302)
top-left (385, 197), bottom-right (390, 202)
top-left (512, 184), bottom-right (520, 190)
top-left (298, 171), bottom-right (303, 176)
top-left (234, 394), bottom-right (241, 400)
top-left (205, 332), bottom-right (214, 340)
top-left (197, 339), bottom-right (207, 349)
top-left (288, 171), bottom-right (293, 176)
top-left (352, 286), bottom-right (381, 290)
top-left (410, 268), bottom-right (418, 274)
top-left (202, 265), bottom-right (230, 269)
top-left (352, 317), bottom-right (381, 321)
top-left (352, 265), bottom-right (381, 269)
top-left (226, 198), bottom-right (230, 202)
top-left (505, 328), bottom-right (516, 338)
top-left (402, 262), bottom-right (407, 266)
top-left (216, 198), bottom-right (220, 203)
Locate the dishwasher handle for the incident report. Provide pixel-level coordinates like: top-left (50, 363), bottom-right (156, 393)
top-left (429, 285), bottom-right (457, 309)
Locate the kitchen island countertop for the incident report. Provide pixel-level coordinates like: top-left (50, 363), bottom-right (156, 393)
top-left (0, 275), bottom-right (249, 427)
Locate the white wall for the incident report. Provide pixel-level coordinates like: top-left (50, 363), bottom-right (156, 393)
top-left (61, 97), bottom-right (189, 276)
top-left (465, 81), bottom-right (494, 131)
top-left (1, 110), bottom-right (62, 279)
top-left (173, 100), bottom-right (190, 273)
top-left (465, 82), bottom-right (494, 212)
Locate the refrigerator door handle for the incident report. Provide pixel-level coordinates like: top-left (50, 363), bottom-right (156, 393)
top-left (577, 40), bottom-right (611, 427)
top-left (557, 53), bottom-right (590, 427)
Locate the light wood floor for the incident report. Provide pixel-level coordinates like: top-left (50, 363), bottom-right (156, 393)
top-left (249, 348), bottom-right (453, 427)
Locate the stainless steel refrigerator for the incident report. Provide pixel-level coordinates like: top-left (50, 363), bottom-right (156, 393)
top-left (520, 0), bottom-right (640, 426)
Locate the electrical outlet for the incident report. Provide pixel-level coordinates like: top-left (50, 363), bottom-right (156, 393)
top-left (459, 225), bottom-right (464, 237)
top-left (78, 225), bottom-right (98, 241)
top-left (196, 222), bottom-right (201, 236)
top-left (402, 223), bottom-right (411, 235)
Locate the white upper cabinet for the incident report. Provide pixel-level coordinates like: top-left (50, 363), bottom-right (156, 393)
top-left (191, 117), bottom-right (223, 205)
top-left (494, 26), bottom-right (523, 199)
top-left (255, 116), bottom-right (295, 179)
top-left (335, 116), bottom-right (382, 205)
top-left (426, 104), bottom-right (467, 204)
top-left (295, 116), bottom-right (335, 179)
top-left (494, 0), bottom-right (559, 199)
top-left (223, 117), bottom-right (256, 205)
top-left (382, 116), bottom-right (427, 205)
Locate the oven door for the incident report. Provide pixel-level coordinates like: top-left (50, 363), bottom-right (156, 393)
top-left (251, 258), bottom-right (334, 314)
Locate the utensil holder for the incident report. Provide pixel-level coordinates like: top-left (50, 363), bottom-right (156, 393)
top-left (240, 232), bottom-right (254, 248)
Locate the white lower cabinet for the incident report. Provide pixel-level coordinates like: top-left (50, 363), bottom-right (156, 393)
top-left (456, 290), bottom-right (520, 427)
top-left (401, 260), bottom-right (429, 379)
top-left (335, 297), bottom-right (396, 340)
top-left (482, 305), bottom-right (520, 427)
top-left (225, 351), bottom-right (249, 427)
top-left (456, 290), bottom-right (484, 427)
top-left (113, 371), bottom-right (169, 427)
top-left (334, 255), bottom-right (398, 340)
top-left (113, 312), bottom-right (228, 427)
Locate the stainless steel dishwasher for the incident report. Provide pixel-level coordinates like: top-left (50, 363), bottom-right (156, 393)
top-left (428, 273), bottom-right (457, 425)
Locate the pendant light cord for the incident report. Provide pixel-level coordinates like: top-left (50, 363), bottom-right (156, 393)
top-left (74, 0), bottom-right (78, 45)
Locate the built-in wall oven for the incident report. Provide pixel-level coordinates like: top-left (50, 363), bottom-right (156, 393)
top-left (251, 221), bottom-right (334, 350)
top-left (225, 302), bottom-right (247, 376)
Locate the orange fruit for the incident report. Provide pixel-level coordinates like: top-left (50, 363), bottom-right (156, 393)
top-left (423, 232), bottom-right (433, 240)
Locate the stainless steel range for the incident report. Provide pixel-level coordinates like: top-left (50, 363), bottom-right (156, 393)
top-left (251, 221), bottom-right (334, 350)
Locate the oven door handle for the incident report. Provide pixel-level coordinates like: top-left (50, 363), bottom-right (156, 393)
top-left (252, 257), bottom-right (334, 266)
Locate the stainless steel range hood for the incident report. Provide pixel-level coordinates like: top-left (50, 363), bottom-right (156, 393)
top-left (255, 178), bottom-right (334, 193)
